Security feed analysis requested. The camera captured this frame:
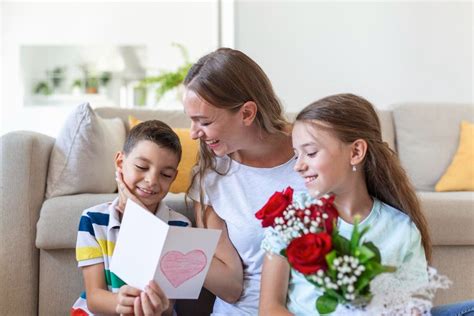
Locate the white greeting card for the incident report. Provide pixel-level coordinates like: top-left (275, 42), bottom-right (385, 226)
top-left (110, 199), bottom-right (221, 299)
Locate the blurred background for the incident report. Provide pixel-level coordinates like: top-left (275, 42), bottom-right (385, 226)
top-left (1, 0), bottom-right (472, 136)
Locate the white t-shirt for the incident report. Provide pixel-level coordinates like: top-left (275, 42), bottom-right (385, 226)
top-left (188, 155), bottom-right (305, 315)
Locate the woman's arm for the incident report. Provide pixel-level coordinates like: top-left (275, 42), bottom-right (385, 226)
top-left (259, 254), bottom-right (292, 316)
top-left (194, 201), bottom-right (244, 303)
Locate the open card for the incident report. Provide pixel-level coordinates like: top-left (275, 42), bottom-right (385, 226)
top-left (110, 199), bottom-right (221, 299)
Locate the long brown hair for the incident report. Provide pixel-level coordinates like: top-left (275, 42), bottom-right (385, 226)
top-left (184, 48), bottom-right (289, 221)
top-left (296, 93), bottom-right (432, 262)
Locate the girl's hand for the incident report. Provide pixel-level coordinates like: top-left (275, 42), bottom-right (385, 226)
top-left (115, 170), bottom-right (146, 213)
top-left (134, 281), bottom-right (170, 316)
top-left (115, 285), bottom-right (141, 315)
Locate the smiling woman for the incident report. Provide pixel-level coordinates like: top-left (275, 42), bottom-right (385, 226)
top-left (181, 48), bottom-right (306, 315)
top-left (184, 89), bottom-right (244, 157)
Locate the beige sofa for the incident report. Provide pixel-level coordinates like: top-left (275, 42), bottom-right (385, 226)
top-left (1, 103), bottom-right (473, 315)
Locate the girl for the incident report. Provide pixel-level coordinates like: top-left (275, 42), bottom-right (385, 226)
top-left (183, 48), bottom-right (306, 315)
top-left (259, 93), bottom-right (432, 315)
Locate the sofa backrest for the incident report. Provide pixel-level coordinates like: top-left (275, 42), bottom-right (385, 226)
top-left (95, 107), bottom-right (396, 148)
top-left (95, 107), bottom-right (192, 131)
top-left (392, 103), bottom-right (474, 191)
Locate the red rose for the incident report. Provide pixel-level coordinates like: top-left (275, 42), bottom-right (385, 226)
top-left (307, 195), bottom-right (338, 234)
top-left (255, 187), bottom-right (294, 227)
top-left (319, 195), bottom-right (339, 234)
top-left (286, 232), bottom-right (332, 275)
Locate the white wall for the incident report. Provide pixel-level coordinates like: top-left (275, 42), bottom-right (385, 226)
top-left (2, 1), bottom-right (472, 137)
top-left (1, 1), bottom-right (218, 137)
top-left (235, 1), bottom-right (473, 111)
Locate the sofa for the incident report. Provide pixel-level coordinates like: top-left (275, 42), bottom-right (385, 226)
top-left (0, 103), bottom-right (473, 315)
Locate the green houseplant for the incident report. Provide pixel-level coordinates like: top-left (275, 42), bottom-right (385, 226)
top-left (139, 43), bottom-right (193, 103)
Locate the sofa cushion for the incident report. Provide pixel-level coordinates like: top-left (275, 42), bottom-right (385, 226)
top-left (36, 193), bottom-right (193, 250)
top-left (46, 103), bottom-right (126, 198)
top-left (418, 191), bottom-right (474, 246)
top-left (377, 109), bottom-right (395, 151)
top-left (393, 103), bottom-right (474, 191)
top-left (435, 120), bottom-right (474, 191)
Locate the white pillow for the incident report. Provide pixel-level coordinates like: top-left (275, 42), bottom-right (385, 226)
top-left (46, 102), bottom-right (126, 198)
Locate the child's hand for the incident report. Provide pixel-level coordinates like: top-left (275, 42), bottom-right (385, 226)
top-left (115, 170), bottom-right (147, 213)
top-left (133, 281), bottom-right (170, 316)
top-left (115, 285), bottom-right (141, 315)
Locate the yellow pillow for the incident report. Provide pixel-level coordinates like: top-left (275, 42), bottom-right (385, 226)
top-left (128, 115), bottom-right (142, 130)
top-left (435, 120), bottom-right (474, 191)
top-left (128, 115), bottom-right (199, 193)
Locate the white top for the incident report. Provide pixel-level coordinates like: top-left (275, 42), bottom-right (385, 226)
top-left (262, 194), bottom-right (428, 316)
top-left (188, 155), bottom-right (306, 315)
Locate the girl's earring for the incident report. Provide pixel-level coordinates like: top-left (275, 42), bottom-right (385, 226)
top-left (352, 164), bottom-right (357, 172)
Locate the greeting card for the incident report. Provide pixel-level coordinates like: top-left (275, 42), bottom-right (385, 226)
top-left (110, 199), bottom-right (221, 299)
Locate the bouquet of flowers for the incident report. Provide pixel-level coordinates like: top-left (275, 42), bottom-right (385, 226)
top-left (256, 187), bottom-right (396, 314)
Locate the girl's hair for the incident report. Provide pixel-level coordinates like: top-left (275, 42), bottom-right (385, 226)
top-left (184, 48), bottom-right (288, 221)
top-left (296, 93), bottom-right (432, 261)
top-left (124, 120), bottom-right (182, 162)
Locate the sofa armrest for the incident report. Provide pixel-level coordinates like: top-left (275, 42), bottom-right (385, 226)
top-left (0, 131), bottom-right (55, 315)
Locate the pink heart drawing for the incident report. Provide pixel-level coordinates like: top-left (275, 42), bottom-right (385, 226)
top-left (159, 250), bottom-right (207, 288)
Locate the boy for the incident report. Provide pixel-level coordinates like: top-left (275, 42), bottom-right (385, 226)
top-left (71, 120), bottom-right (191, 316)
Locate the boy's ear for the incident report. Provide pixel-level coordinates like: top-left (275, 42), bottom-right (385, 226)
top-left (115, 151), bottom-right (124, 171)
top-left (350, 139), bottom-right (367, 165)
top-left (240, 101), bottom-right (257, 126)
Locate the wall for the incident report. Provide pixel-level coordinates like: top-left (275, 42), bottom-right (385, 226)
top-left (2, 1), bottom-right (473, 137)
top-left (1, 1), bottom-right (218, 137)
top-left (235, 1), bottom-right (473, 111)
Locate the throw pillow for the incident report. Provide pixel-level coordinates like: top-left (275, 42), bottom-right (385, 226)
top-left (435, 120), bottom-right (474, 191)
top-left (128, 115), bottom-right (199, 194)
top-left (46, 103), bottom-right (126, 198)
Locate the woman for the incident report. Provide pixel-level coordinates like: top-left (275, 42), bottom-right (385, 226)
top-left (183, 48), bottom-right (305, 315)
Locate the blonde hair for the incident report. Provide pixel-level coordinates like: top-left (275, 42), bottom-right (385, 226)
top-left (296, 93), bottom-right (432, 262)
top-left (184, 48), bottom-right (289, 222)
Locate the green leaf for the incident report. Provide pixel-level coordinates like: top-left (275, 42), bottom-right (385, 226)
top-left (350, 217), bottom-right (361, 251)
top-left (355, 273), bottom-right (371, 293)
top-left (332, 234), bottom-right (351, 254)
top-left (280, 248), bottom-right (287, 258)
top-left (382, 265), bottom-right (397, 273)
top-left (360, 261), bottom-right (388, 284)
top-left (325, 250), bottom-right (337, 269)
top-left (316, 293), bottom-right (339, 314)
top-left (325, 288), bottom-right (345, 301)
top-left (364, 241), bottom-right (382, 262)
top-left (350, 221), bottom-right (370, 253)
top-left (357, 245), bottom-right (376, 263)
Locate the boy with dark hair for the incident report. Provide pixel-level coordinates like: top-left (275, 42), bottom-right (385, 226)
top-left (72, 120), bottom-right (190, 316)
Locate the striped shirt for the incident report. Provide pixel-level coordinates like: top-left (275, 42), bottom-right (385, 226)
top-left (71, 198), bottom-right (190, 316)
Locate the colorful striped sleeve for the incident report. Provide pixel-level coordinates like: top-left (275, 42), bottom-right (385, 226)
top-left (76, 212), bottom-right (106, 267)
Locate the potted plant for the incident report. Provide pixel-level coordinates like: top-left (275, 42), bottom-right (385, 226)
top-left (34, 81), bottom-right (52, 95)
top-left (48, 67), bottom-right (66, 92)
top-left (71, 79), bottom-right (83, 95)
top-left (139, 43), bottom-right (193, 104)
top-left (85, 76), bottom-right (99, 94)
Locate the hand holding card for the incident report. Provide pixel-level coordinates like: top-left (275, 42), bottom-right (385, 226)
top-left (110, 199), bottom-right (221, 299)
